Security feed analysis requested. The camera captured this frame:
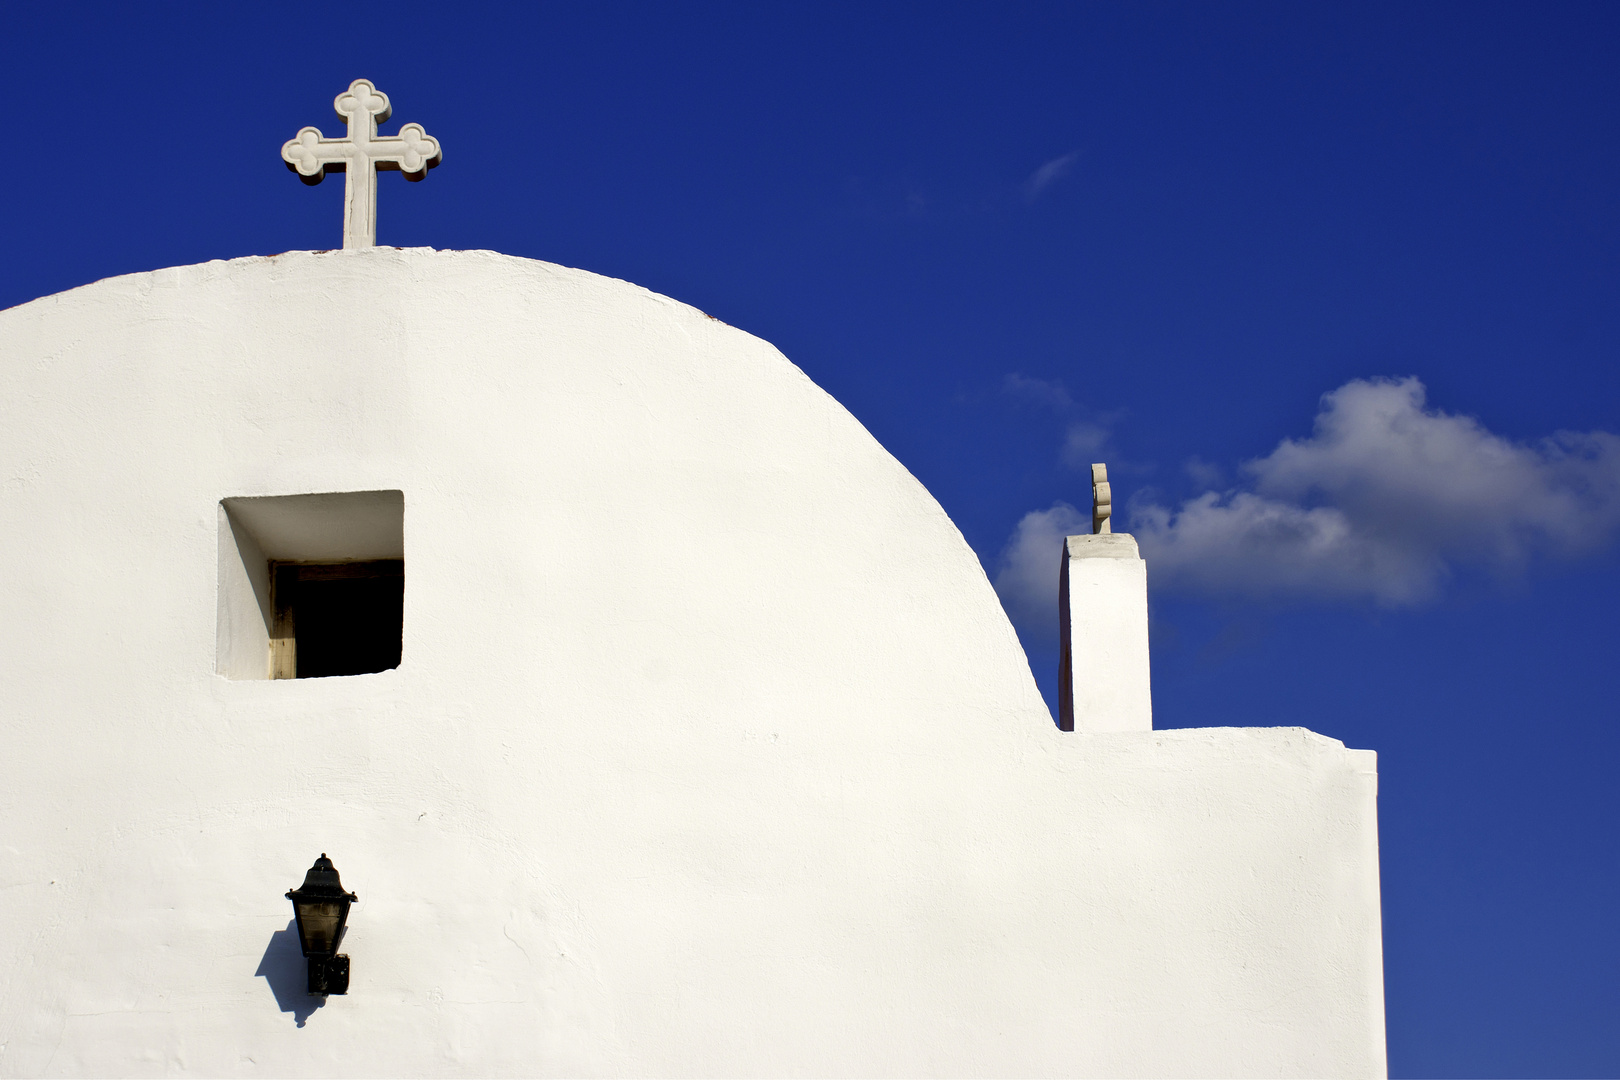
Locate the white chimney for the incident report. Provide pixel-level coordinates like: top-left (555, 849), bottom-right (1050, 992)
top-left (1059, 465), bottom-right (1152, 732)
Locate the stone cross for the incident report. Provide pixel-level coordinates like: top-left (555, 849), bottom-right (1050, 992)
top-left (282, 79), bottom-right (442, 249)
top-left (1091, 462), bottom-right (1112, 534)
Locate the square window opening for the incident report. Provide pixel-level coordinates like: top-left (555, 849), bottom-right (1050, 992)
top-left (216, 490), bottom-right (404, 680)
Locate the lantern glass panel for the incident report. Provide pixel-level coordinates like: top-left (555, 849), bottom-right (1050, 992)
top-left (295, 899), bottom-right (346, 956)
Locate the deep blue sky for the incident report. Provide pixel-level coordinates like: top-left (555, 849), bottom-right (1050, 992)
top-left (5, 4), bottom-right (1619, 1075)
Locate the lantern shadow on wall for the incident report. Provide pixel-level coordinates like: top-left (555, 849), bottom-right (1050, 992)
top-left (255, 922), bottom-right (325, 1027)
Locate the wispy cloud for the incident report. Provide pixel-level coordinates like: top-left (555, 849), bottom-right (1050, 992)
top-left (1061, 421), bottom-right (1110, 469)
top-left (1183, 456), bottom-right (1225, 489)
top-left (999, 373), bottom-right (1118, 469)
top-left (993, 377), bottom-right (1620, 638)
top-left (1023, 151), bottom-right (1079, 202)
top-left (1001, 373), bottom-right (1074, 411)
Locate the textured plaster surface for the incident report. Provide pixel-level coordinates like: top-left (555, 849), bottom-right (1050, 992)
top-left (0, 249), bottom-right (1384, 1077)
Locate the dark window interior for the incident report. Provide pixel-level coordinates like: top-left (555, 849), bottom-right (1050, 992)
top-left (271, 561), bottom-right (404, 678)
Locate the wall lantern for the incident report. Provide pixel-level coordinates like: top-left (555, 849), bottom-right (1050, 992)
top-left (286, 853), bottom-right (358, 996)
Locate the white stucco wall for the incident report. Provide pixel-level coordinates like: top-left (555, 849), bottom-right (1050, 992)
top-left (0, 249), bottom-right (1384, 1077)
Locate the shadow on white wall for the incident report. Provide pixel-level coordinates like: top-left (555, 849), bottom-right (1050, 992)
top-left (255, 920), bottom-right (325, 1027)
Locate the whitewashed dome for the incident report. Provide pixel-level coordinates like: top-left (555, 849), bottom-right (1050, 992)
top-left (0, 249), bottom-right (1383, 1077)
top-left (0, 248), bottom-right (1045, 1071)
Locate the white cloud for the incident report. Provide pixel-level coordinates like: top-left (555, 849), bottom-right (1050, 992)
top-left (992, 502), bottom-right (1088, 644)
top-left (1135, 377), bottom-right (1620, 604)
top-left (1023, 151), bottom-right (1079, 202)
top-left (1132, 490), bottom-right (1440, 603)
top-left (991, 377), bottom-right (1620, 638)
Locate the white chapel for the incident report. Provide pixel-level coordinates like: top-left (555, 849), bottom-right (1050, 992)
top-left (0, 81), bottom-right (1385, 1077)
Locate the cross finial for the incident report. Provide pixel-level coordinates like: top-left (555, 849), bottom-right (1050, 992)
top-left (282, 79), bottom-right (442, 249)
top-left (1091, 463), bottom-right (1111, 534)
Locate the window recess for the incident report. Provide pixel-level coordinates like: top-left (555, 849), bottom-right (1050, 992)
top-left (216, 490), bottom-right (405, 681)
